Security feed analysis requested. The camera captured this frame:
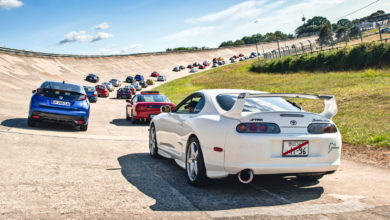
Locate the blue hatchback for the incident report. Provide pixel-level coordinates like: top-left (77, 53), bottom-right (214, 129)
top-left (83, 86), bottom-right (98, 103)
top-left (28, 81), bottom-right (90, 131)
top-left (135, 74), bottom-right (144, 81)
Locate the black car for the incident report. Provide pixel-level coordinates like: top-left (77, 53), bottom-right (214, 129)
top-left (126, 76), bottom-right (134, 83)
top-left (179, 65), bottom-right (185, 70)
top-left (139, 80), bottom-right (148, 88)
top-left (193, 62), bottom-right (199, 67)
top-left (86, 73), bottom-right (99, 83)
top-left (173, 67), bottom-right (180, 72)
top-left (117, 88), bottom-right (132, 99)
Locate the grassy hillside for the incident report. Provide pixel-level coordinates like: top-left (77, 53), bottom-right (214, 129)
top-left (156, 60), bottom-right (390, 148)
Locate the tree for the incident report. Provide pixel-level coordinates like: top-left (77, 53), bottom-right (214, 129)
top-left (370, 10), bottom-right (385, 17)
top-left (349, 26), bottom-right (360, 38)
top-left (317, 25), bottom-right (333, 46)
top-left (337, 19), bottom-right (352, 28)
top-left (335, 26), bottom-right (348, 41)
top-left (295, 16), bottom-right (331, 37)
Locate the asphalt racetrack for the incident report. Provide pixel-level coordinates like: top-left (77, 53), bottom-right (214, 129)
top-left (0, 38), bottom-right (389, 219)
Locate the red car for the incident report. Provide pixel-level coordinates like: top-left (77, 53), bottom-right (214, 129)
top-left (239, 53), bottom-right (244, 57)
top-left (126, 91), bottom-right (175, 123)
top-left (151, 71), bottom-right (160, 77)
top-left (199, 65), bottom-right (206, 69)
top-left (117, 88), bottom-right (132, 99)
top-left (95, 85), bottom-right (109, 97)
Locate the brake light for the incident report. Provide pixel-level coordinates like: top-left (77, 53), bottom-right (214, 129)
top-left (236, 123), bottom-right (280, 133)
top-left (78, 94), bottom-right (87, 100)
top-left (92, 94), bottom-right (96, 97)
top-left (136, 105), bottom-right (147, 111)
top-left (32, 115), bottom-right (40, 119)
top-left (76, 120), bottom-right (85, 124)
top-left (36, 88), bottom-right (43, 96)
top-left (307, 123), bottom-right (337, 134)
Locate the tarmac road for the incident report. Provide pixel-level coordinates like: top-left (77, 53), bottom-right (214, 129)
top-left (1, 86), bottom-right (390, 219)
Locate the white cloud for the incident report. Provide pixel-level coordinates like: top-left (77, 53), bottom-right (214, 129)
top-left (59, 31), bottom-right (113, 44)
top-left (185, 0), bottom-right (267, 24)
top-left (0, 0), bottom-right (23, 10)
top-left (121, 44), bottom-right (144, 53)
top-left (162, 26), bottom-right (216, 41)
top-left (91, 32), bottom-right (114, 42)
top-left (95, 22), bottom-right (110, 30)
top-left (58, 31), bottom-right (93, 44)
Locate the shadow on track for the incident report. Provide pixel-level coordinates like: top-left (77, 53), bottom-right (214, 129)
top-left (110, 118), bottom-right (149, 127)
top-left (1, 118), bottom-right (80, 132)
top-left (118, 153), bottom-right (324, 211)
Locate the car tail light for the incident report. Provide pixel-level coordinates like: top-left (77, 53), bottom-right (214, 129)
top-left (236, 123), bottom-right (280, 133)
top-left (92, 94), bottom-right (96, 97)
top-left (36, 88), bottom-right (43, 96)
top-left (308, 123), bottom-right (337, 134)
top-left (32, 115), bottom-right (40, 119)
top-left (78, 94), bottom-right (87, 100)
top-left (76, 120), bottom-right (85, 124)
top-left (136, 105), bottom-right (147, 111)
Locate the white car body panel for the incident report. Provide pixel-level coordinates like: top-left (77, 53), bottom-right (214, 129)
top-left (151, 89), bottom-right (342, 179)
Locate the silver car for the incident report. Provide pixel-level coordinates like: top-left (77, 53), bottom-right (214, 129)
top-left (102, 82), bottom-right (114, 92)
top-left (109, 79), bottom-right (121, 87)
top-left (132, 82), bottom-right (141, 91)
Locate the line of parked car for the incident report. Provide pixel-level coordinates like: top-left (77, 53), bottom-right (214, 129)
top-left (172, 52), bottom-right (259, 73)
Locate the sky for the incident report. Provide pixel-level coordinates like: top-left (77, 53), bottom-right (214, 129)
top-left (0, 0), bottom-right (389, 55)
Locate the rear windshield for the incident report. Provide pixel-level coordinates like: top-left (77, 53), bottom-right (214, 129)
top-left (216, 94), bottom-right (300, 112)
top-left (40, 81), bottom-right (84, 94)
top-left (39, 89), bottom-right (84, 100)
top-left (83, 86), bottom-right (95, 92)
top-left (137, 94), bottom-right (170, 102)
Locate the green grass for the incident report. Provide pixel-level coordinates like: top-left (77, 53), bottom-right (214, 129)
top-left (156, 60), bottom-right (390, 148)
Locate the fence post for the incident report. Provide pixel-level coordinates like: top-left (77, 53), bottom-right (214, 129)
top-left (378, 24), bottom-right (383, 42)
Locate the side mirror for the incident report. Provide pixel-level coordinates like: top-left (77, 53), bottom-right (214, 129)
top-left (32, 90), bottom-right (36, 94)
top-left (161, 105), bottom-right (171, 113)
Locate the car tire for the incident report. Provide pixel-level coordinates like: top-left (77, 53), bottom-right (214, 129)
top-left (185, 137), bottom-right (208, 186)
top-left (80, 124), bottom-right (88, 131)
top-left (296, 174), bottom-right (324, 182)
top-left (27, 117), bottom-right (36, 127)
top-left (149, 124), bottom-right (160, 158)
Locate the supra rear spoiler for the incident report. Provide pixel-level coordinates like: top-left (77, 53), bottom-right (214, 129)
top-left (222, 93), bottom-right (337, 120)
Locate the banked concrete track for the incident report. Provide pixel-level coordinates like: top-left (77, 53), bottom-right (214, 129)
top-left (1, 37), bottom-right (390, 219)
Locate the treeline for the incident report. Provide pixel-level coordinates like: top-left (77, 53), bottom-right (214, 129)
top-left (219, 31), bottom-right (294, 48)
top-left (298, 10), bottom-right (386, 46)
top-left (166, 46), bottom-right (210, 52)
top-left (251, 42), bottom-right (390, 73)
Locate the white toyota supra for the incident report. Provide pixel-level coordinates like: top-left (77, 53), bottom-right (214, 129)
top-left (149, 89), bottom-right (342, 186)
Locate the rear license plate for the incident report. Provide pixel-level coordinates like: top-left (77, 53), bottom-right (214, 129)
top-left (52, 100), bottom-right (70, 106)
top-left (282, 140), bottom-right (309, 157)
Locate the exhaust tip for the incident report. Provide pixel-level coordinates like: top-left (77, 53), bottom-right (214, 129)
top-left (238, 169), bottom-right (254, 184)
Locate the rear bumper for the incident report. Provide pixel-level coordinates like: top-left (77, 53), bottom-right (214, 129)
top-left (134, 111), bottom-right (161, 120)
top-left (88, 96), bottom-right (97, 102)
top-left (205, 131), bottom-right (342, 179)
top-left (29, 109), bottom-right (88, 125)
